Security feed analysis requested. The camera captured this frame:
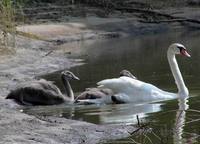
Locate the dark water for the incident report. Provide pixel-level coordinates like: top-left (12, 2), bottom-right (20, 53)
top-left (24, 30), bottom-right (200, 143)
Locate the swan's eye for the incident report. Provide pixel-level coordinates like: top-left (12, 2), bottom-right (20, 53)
top-left (177, 46), bottom-right (187, 55)
top-left (177, 46), bottom-right (185, 52)
top-left (177, 46), bottom-right (191, 57)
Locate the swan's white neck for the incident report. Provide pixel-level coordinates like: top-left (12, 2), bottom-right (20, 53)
top-left (167, 49), bottom-right (188, 98)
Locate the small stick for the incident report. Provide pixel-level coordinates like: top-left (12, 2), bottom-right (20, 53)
top-left (42, 50), bottom-right (53, 57)
top-left (136, 115), bottom-right (140, 127)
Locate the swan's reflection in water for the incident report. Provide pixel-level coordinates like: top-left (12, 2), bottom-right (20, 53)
top-left (22, 98), bottom-right (186, 126)
top-left (23, 102), bottom-right (162, 124)
top-left (98, 103), bottom-right (162, 124)
top-left (173, 98), bottom-right (188, 144)
top-left (24, 103), bottom-right (162, 124)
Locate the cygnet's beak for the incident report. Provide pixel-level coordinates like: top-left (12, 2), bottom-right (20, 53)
top-left (181, 49), bottom-right (191, 57)
top-left (73, 76), bottom-right (80, 80)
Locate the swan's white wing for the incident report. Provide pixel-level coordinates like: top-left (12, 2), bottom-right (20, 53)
top-left (97, 76), bottom-right (143, 93)
top-left (97, 76), bottom-right (177, 103)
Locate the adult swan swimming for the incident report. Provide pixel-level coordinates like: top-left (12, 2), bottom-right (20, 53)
top-left (97, 43), bottom-right (191, 104)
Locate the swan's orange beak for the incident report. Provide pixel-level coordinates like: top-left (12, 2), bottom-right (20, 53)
top-left (180, 49), bottom-right (191, 57)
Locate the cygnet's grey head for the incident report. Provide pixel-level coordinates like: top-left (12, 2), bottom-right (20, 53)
top-left (119, 70), bottom-right (137, 79)
top-left (61, 71), bottom-right (80, 80)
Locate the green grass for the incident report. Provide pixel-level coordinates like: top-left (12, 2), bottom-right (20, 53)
top-left (0, 0), bottom-right (15, 48)
top-left (0, 0), bottom-right (22, 49)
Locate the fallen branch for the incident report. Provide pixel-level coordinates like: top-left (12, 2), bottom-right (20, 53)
top-left (140, 18), bottom-right (200, 25)
top-left (115, 7), bottom-right (174, 19)
top-left (115, 7), bottom-right (200, 25)
top-left (139, 19), bottom-right (186, 23)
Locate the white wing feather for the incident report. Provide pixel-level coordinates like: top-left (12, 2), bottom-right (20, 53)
top-left (97, 76), bottom-right (177, 103)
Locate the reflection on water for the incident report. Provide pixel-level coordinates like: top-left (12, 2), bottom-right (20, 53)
top-left (24, 102), bottom-right (162, 124)
top-left (99, 103), bottom-right (162, 124)
top-left (173, 98), bottom-right (188, 144)
top-left (24, 30), bottom-right (200, 143)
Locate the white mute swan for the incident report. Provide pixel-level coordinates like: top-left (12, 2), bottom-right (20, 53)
top-left (97, 43), bottom-right (191, 104)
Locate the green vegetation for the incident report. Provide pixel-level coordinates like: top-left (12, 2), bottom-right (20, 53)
top-left (0, 0), bottom-right (16, 48)
top-left (0, 0), bottom-right (24, 49)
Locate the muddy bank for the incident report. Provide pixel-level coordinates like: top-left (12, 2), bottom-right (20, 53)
top-left (1, 2), bottom-right (200, 144)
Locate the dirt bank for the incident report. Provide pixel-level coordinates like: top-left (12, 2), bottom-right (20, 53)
top-left (1, 2), bottom-right (200, 143)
